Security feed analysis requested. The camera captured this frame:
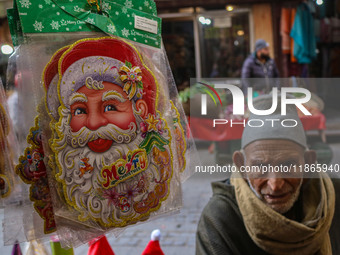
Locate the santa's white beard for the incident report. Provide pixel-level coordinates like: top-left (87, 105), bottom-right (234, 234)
top-left (55, 106), bottom-right (149, 225)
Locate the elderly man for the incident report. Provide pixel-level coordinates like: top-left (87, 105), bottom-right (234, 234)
top-left (196, 95), bottom-right (340, 254)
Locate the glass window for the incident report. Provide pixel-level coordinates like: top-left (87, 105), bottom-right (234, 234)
top-left (199, 12), bottom-right (250, 78)
top-left (162, 19), bottom-right (196, 90)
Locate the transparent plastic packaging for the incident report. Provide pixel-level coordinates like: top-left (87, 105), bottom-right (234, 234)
top-left (10, 32), bottom-right (196, 248)
top-left (0, 79), bottom-right (18, 203)
top-left (0, 74), bottom-right (29, 245)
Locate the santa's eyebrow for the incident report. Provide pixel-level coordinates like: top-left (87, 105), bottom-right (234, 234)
top-left (102, 90), bottom-right (126, 102)
top-left (69, 92), bottom-right (88, 105)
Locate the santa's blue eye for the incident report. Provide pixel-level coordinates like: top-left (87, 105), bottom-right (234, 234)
top-left (104, 105), bottom-right (117, 112)
top-left (74, 108), bottom-right (86, 115)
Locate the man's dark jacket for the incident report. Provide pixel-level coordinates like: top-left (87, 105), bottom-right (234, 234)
top-left (241, 54), bottom-right (279, 79)
top-left (196, 179), bottom-right (340, 255)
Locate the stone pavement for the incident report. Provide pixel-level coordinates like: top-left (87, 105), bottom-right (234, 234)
top-left (93, 172), bottom-right (224, 255)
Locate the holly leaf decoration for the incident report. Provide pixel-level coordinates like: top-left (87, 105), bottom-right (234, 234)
top-left (125, 61), bottom-right (132, 69)
top-left (137, 81), bottom-right (143, 89)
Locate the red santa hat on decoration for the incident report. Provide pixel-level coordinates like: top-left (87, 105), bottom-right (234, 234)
top-left (142, 229), bottom-right (165, 255)
top-left (88, 235), bottom-right (115, 255)
top-left (57, 37), bottom-right (158, 115)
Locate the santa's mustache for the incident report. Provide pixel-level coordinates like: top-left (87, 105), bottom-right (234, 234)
top-left (65, 122), bottom-right (138, 148)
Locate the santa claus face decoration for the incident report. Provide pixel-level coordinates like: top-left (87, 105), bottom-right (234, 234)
top-left (44, 37), bottom-right (181, 228)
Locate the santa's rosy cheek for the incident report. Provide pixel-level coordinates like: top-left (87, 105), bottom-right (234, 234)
top-left (105, 113), bottom-right (136, 129)
top-left (70, 116), bottom-right (87, 132)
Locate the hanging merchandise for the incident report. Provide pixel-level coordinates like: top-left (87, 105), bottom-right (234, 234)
top-left (25, 239), bottom-right (50, 255)
top-left (0, 89), bottom-right (12, 200)
top-left (331, 18), bottom-right (340, 43)
top-left (50, 236), bottom-right (74, 255)
top-left (0, 80), bottom-right (23, 244)
top-left (0, 79), bottom-right (19, 202)
top-left (11, 241), bottom-right (23, 255)
top-left (281, 7), bottom-right (294, 54)
top-left (6, 0), bottom-right (197, 248)
top-left (290, 2), bottom-right (317, 64)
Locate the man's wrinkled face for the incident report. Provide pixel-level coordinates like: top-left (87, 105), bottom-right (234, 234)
top-left (69, 82), bottom-right (137, 153)
top-left (234, 140), bottom-right (311, 214)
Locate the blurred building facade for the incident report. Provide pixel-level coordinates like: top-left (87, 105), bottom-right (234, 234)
top-left (157, 0), bottom-right (340, 109)
top-left (0, 0), bottom-right (339, 105)
top-left (0, 0), bottom-right (14, 88)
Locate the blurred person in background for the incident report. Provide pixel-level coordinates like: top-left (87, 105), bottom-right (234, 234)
top-left (241, 39), bottom-right (279, 94)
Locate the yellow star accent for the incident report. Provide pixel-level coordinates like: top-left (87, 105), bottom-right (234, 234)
top-left (145, 114), bottom-right (159, 132)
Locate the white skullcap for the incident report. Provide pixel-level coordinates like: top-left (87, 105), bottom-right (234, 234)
top-left (241, 94), bottom-right (307, 149)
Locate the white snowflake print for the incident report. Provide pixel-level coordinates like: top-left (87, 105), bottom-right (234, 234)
top-left (144, 0), bottom-right (149, 7)
top-left (102, 2), bottom-right (110, 11)
top-left (122, 7), bottom-right (128, 14)
top-left (115, 11), bottom-right (119, 15)
top-left (85, 17), bottom-right (95, 25)
top-left (124, 0), bottom-right (133, 8)
top-left (121, 28), bottom-right (130, 37)
top-left (50, 20), bottom-right (60, 30)
top-left (74, 6), bottom-right (81, 12)
top-left (107, 24), bottom-right (116, 34)
top-left (19, 0), bottom-right (32, 8)
top-left (38, 4), bottom-right (43, 8)
top-left (74, 6), bottom-right (85, 12)
top-left (44, 0), bottom-right (52, 5)
top-left (69, 0), bottom-right (73, 2)
top-left (33, 21), bottom-right (44, 32)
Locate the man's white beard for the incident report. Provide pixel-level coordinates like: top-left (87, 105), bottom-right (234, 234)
top-left (55, 106), bottom-right (149, 225)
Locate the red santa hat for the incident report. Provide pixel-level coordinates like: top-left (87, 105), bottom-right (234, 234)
top-left (88, 235), bottom-right (115, 255)
top-left (57, 37), bottom-right (158, 115)
top-left (142, 229), bottom-right (164, 255)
